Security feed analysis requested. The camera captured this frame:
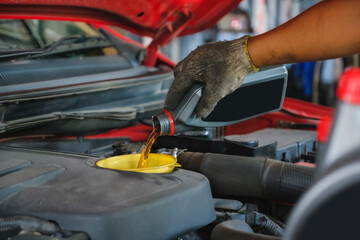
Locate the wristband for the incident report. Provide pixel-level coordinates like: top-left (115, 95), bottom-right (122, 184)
top-left (244, 35), bottom-right (259, 72)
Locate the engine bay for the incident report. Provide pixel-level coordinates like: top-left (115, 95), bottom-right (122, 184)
top-left (0, 145), bottom-right (215, 240)
top-left (0, 125), bottom-right (317, 240)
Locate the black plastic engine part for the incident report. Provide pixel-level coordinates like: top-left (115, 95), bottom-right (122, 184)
top-left (0, 138), bottom-right (146, 158)
top-left (112, 139), bottom-right (134, 155)
top-left (178, 152), bottom-right (315, 202)
top-left (0, 215), bottom-right (90, 240)
top-left (214, 209), bottom-right (284, 237)
top-left (0, 147), bottom-right (215, 240)
top-left (225, 128), bottom-right (317, 163)
top-left (213, 198), bottom-right (243, 211)
top-left (154, 128), bottom-right (317, 162)
top-left (211, 220), bottom-right (280, 240)
top-left (0, 138), bottom-right (132, 157)
top-left (153, 135), bottom-right (277, 157)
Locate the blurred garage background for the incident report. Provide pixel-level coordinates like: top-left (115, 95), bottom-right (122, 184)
top-left (114, 0), bottom-right (359, 108)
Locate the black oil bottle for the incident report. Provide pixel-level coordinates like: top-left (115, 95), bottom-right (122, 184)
top-left (153, 66), bottom-right (288, 136)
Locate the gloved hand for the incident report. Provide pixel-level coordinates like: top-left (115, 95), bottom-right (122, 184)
top-left (164, 35), bottom-right (259, 118)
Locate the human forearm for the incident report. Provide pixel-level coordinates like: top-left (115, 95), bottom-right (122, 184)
top-left (248, 0), bottom-right (360, 68)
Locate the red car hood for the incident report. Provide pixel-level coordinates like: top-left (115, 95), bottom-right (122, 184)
top-left (0, 0), bottom-right (240, 38)
top-left (0, 0), bottom-right (241, 65)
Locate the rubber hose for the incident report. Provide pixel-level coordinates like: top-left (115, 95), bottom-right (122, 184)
top-left (0, 216), bottom-right (60, 234)
top-left (178, 152), bottom-right (315, 202)
top-left (263, 218), bottom-right (284, 237)
top-left (246, 212), bottom-right (284, 237)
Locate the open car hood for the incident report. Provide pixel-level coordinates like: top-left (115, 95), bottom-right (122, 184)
top-left (0, 0), bottom-right (243, 137)
top-left (0, 0), bottom-right (241, 66)
top-left (0, 0), bottom-right (241, 39)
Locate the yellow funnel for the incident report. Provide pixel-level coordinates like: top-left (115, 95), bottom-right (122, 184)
top-left (96, 153), bottom-right (181, 174)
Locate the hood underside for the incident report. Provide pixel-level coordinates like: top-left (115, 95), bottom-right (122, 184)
top-left (0, 0), bottom-right (241, 38)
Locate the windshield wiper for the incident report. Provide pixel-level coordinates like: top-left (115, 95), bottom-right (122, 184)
top-left (0, 108), bottom-right (137, 133)
top-left (0, 35), bottom-right (113, 60)
top-left (42, 35), bottom-right (109, 52)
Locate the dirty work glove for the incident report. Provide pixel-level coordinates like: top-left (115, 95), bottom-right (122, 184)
top-left (164, 35), bottom-right (259, 118)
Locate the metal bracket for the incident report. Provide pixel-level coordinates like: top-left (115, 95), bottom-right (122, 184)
top-left (143, 8), bottom-right (193, 66)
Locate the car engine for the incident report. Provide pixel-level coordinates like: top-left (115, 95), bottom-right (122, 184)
top-left (0, 125), bottom-right (317, 240)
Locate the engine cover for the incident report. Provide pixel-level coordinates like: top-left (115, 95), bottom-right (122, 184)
top-left (0, 147), bottom-right (215, 240)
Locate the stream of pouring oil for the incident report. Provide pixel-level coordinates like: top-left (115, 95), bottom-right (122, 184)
top-left (137, 128), bottom-right (160, 168)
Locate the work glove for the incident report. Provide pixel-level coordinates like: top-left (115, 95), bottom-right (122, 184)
top-left (164, 35), bottom-right (259, 118)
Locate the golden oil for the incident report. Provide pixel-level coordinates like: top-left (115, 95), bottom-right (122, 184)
top-left (137, 128), bottom-right (161, 168)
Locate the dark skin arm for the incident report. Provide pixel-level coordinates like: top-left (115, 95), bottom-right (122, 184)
top-left (164, 0), bottom-right (360, 118)
top-left (248, 0), bottom-right (360, 68)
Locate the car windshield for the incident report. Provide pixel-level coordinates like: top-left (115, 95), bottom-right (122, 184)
top-left (0, 18), bottom-right (146, 100)
top-left (0, 19), bottom-right (117, 57)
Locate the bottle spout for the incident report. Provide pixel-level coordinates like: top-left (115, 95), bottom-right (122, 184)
top-left (152, 110), bottom-right (174, 136)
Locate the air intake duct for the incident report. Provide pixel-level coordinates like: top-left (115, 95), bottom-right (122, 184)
top-left (178, 152), bottom-right (314, 202)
